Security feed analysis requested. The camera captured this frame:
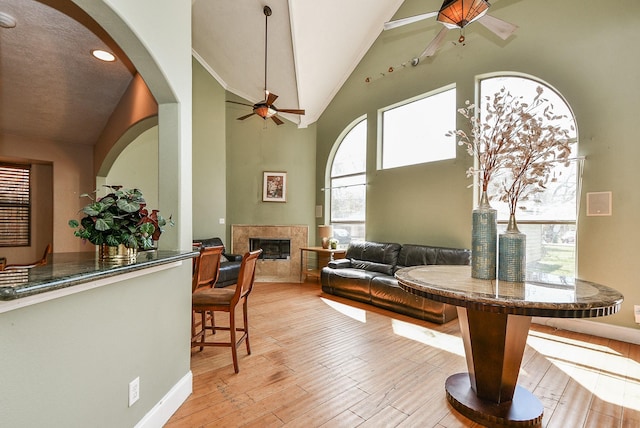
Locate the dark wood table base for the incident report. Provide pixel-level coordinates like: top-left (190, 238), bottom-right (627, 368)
top-left (446, 373), bottom-right (543, 428)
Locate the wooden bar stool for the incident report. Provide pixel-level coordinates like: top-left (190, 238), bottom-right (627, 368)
top-left (191, 249), bottom-right (261, 373)
top-left (191, 245), bottom-right (224, 342)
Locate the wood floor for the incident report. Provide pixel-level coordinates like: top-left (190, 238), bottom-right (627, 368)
top-left (167, 281), bottom-right (640, 428)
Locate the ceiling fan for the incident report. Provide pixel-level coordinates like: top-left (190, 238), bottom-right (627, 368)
top-left (226, 5), bottom-right (305, 126)
top-left (384, 0), bottom-right (518, 59)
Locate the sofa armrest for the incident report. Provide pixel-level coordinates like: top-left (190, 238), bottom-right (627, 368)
top-left (327, 258), bottom-right (352, 269)
top-left (223, 253), bottom-right (243, 262)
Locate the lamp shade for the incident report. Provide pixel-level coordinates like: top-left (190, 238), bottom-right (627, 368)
top-left (318, 225), bottom-right (333, 239)
top-left (254, 105), bottom-right (276, 119)
top-left (437, 0), bottom-right (490, 29)
top-left (318, 225), bottom-right (333, 249)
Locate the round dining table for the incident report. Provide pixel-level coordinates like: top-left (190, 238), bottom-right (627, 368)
top-left (396, 265), bottom-right (624, 428)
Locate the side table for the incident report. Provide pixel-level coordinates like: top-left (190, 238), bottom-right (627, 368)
top-left (299, 246), bottom-right (346, 282)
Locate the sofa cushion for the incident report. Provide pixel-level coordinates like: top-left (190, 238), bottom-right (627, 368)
top-left (321, 267), bottom-right (385, 302)
top-left (435, 247), bottom-right (471, 265)
top-left (346, 241), bottom-right (401, 275)
top-left (350, 260), bottom-right (394, 275)
top-left (370, 275), bottom-right (426, 319)
top-left (217, 261), bottom-right (241, 288)
top-left (397, 244), bottom-right (471, 268)
top-left (397, 244), bottom-right (437, 267)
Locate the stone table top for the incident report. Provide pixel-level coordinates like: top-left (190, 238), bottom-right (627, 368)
top-left (396, 265), bottom-right (624, 318)
top-left (0, 250), bottom-right (198, 301)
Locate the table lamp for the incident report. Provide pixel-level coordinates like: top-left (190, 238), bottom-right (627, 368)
top-left (318, 225), bottom-right (333, 249)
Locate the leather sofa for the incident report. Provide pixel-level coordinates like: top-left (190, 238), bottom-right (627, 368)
top-left (321, 241), bottom-right (471, 324)
top-left (193, 237), bottom-right (242, 288)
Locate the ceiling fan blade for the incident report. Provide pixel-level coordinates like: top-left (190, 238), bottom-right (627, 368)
top-left (276, 109), bottom-right (305, 115)
top-left (226, 100), bottom-right (254, 107)
top-left (271, 115), bottom-right (284, 125)
top-left (266, 92), bottom-right (278, 105)
top-left (237, 113), bottom-right (256, 121)
top-left (419, 27), bottom-right (449, 58)
top-left (383, 11), bottom-right (438, 31)
top-left (477, 14), bottom-right (518, 40)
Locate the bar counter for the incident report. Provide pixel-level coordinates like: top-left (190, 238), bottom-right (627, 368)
top-left (0, 250), bottom-right (198, 304)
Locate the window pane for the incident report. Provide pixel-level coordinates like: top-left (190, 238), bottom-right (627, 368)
top-left (479, 75), bottom-right (578, 278)
top-left (519, 223), bottom-right (577, 278)
top-left (332, 120), bottom-right (367, 177)
top-left (488, 158), bottom-right (579, 222)
top-left (331, 223), bottom-right (365, 248)
top-left (331, 175), bottom-right (365, 222)
top-left (330, 119), bottom-right (367, 245)
top-left (0, 164), bottom-right (31, 247)
top-left (381, 87), bottom-right (456, 169)
top-left (481, 77), bottom-right (577, 140)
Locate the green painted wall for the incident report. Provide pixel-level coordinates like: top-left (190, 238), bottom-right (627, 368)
top-left (192, 58), bottom-right (227, 241)
top-left (225, 93), bottom-right (317, 248)
top-left (106, 126), bottom-right (159, 209)
top-left (0, 0), bottom-right (193, 426)
top-left (0, 266), bottom-right (189, 427)
top-left (316, 0), bottom-right (640, 329)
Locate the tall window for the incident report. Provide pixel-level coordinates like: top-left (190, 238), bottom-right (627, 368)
top-left (0, 164), bottom-right (31, 246)
top-left (379, 86), bottom-right (456, 169)
top-left (329, 119), bottom-right (367, 246)
top-left (480, 75), bottom-right (579, 277)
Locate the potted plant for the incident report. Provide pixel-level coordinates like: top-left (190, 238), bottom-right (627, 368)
top-left (69, 185), bottom-right (173, 260)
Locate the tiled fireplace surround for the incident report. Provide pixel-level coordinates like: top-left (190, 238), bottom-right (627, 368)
top-left (232, 225), bottom-right (309, 282)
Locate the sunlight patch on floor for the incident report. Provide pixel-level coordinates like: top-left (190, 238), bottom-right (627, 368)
top-left (320, 297), bottom-right (367, 322)
top-left (391, 319), bottom-right (465, 357)
top-left (527, 331), bottom-right (640, 411)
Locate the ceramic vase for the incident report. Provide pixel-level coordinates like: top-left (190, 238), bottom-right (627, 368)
top-left (498, 214), bottom-right (526, 282)
top-left (471, 191), bottom-right (497, 279)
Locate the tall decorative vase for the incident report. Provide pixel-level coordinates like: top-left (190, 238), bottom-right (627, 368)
top-left (471, 191), bottom-right (497, 279)
top-left (498, 214), bottom-right (526, 282)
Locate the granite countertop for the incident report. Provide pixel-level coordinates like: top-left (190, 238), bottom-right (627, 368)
top-left (396, 265), bottom-right (624, 318)
top-left (0, 250), bottom-right (198, 301)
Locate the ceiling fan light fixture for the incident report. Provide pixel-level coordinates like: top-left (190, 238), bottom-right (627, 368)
top-left (255, 105), bottom-right (277, 119)
top-left (437, 0), bottom-right (490, 29)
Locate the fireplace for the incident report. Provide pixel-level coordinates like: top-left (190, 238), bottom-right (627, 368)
top-left (232, 224), bottom-right (308, 282)
top-left (249, 238), bottom-right (291, 260)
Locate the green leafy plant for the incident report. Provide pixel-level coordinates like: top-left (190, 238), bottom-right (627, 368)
top-left (68, 185), bottom-right (173, 250)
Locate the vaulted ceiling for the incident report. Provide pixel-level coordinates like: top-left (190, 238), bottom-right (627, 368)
top-left (192, 0), bottom-right (405, 128)
top-left (0, 0), bottom-right (516, 144)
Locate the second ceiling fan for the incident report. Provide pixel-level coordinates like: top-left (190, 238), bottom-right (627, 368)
top-left (384, 0), bottom-right (518, 59)
top-left (227, 5), bottom-right (305, 126)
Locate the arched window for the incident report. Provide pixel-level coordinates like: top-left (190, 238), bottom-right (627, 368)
top-left (480, 75), bottom-right (580, 277)
top-left (328, 118), bottom-right (367, 247)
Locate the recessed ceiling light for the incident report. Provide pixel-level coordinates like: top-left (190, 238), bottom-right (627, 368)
top-left (91, 49), bottom-right (116, 62)
top-left (0, 12), bottom-right (17, 29)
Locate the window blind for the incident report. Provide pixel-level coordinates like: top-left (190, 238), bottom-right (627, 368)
top-left (0, 164), bottom-right (31, 246)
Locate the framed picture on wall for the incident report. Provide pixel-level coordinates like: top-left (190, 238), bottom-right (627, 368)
top-left (263, 171), bottom-right (287, 202)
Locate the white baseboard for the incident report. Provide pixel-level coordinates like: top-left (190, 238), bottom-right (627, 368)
top-left (533, 317), bottom-right (640, 345)
top-left (135, 370), bottom-right (193, 428)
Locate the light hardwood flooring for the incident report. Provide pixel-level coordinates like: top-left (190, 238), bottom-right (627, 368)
top-left (167, 281), bottom-right (640, 428)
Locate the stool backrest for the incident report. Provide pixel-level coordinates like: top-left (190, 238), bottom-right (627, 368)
top-left (192, 245), bottom-right (224, 293)
top-left (234, 249), bottom-right (262, 303)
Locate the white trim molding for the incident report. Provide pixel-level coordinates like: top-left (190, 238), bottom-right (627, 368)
top-left (135, 371), bottom-right (193, 428)
top-left (533, 317), bottom-right (640, 345)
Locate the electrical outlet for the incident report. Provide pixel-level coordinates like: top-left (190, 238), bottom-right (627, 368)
top-left (129, 377), bottom-right (140, 407)
top-left (635, 305), bottom-right (640, 324)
